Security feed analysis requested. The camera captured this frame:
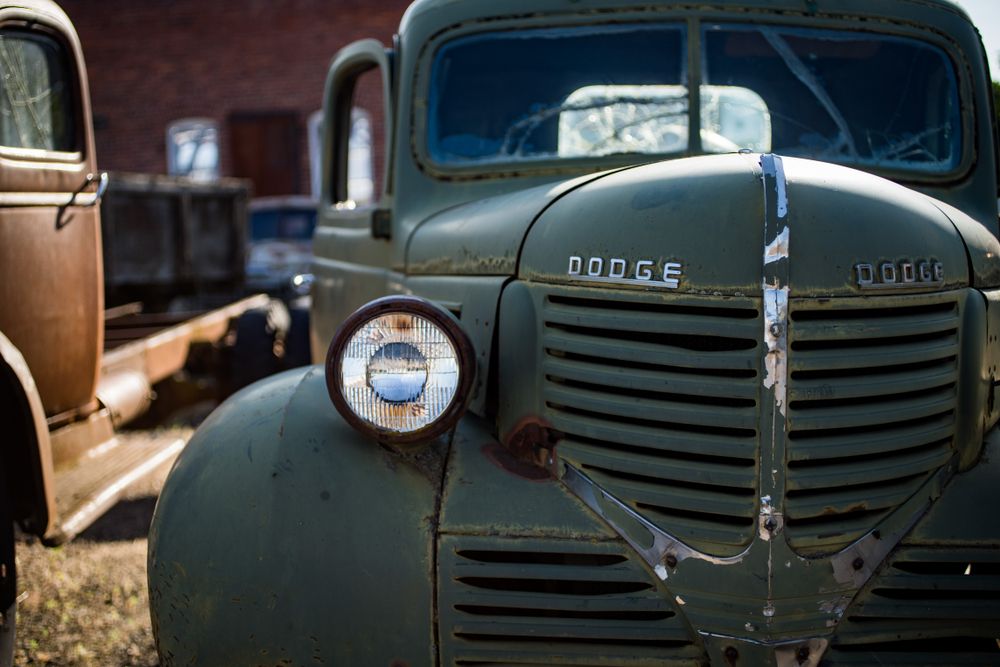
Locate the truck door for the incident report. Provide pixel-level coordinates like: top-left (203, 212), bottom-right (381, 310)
top-left (310, 40), bottom-right (395, 361)
top-left (0, 9), bottom-right (102, 419)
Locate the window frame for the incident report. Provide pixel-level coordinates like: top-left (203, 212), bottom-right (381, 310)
top-left (699, 22), bottom-right (967, 181)
top-left (0, 20), bottom-right (84, 166)
top-left (413, 12), bottom-right (974, 186)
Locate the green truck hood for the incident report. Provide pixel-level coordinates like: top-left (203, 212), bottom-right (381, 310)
top-left (406, 171), bottom-right (609, 276)
top-left (409, 153), bottom-right (973, 298)
top-left (522, 154), bottom-right (969, 297)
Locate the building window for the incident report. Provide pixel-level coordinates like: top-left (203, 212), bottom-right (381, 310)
top-left (166, 118), bottom-right (219, 180)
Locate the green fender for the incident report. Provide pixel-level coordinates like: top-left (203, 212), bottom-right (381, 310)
top-left (148, 366), bottom-right (440, 666)
top-left (905, 423), bottom-right (1000, 545)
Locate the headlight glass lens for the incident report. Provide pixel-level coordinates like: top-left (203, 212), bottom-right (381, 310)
top-left (340, 313), bottom-right (460, 433)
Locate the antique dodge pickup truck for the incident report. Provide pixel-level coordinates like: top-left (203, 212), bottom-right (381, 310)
top-left (150, 0), bottom-right (1000, 664)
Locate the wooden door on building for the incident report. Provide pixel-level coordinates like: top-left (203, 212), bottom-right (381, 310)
top-left (228, 111), bottom-right (301, 196)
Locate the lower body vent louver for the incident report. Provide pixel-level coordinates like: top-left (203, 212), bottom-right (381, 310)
top-left (824, 545), bottom-right (1000, 666)
top-left (438, 535), bottom-right (703, 666)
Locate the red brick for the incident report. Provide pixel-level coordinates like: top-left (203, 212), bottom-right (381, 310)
top-left (59, 0), bottom-right (409, 195)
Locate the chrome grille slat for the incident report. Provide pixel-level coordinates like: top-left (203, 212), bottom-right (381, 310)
top-left (545, 329), bottom-right (757, 372)
top-left (788, 386), bottom-right (956, 432)
top-left (788, 361), bottom-right (957, 401)
top-left (790, 310), bottom-right (958, 341)
top-left (544, 384), bottom-right (758, 432)
top-left (788, 335), bottom-right (958, 372)
top-left (786, 445), bottom-right (953, 491)
top-left (561, 440), bottom-right (755, 488)
top-left (541, 291), bottom-right (761, 557)
top-left (632, 507), bottom-right (756, 547)
top-left (786, 292), bottom-right (961, 554)
top-left (534, 287), bottom-right (962, 558)
top-left (547, 412), bottom-right (755, 460)
top-left (583, 469), bottom-right (757, 518)
top-left (544, 357), bottom-right (759, 400)
top-left (544, 301), bottom-right (760, 339)
top-left (785, 473), bottom-right (935, 518)
top-left (787, 414), bottom-right (954, 461)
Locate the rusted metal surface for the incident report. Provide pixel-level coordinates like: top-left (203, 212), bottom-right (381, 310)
top-left (48, 408), bottom-right (114, 470)
top-left (100, 172), bottom-right (250, 310)
top-left (440, 412), bottom-right (615, 540)
top-left (0, 2), bottom-right (97, 196)
top-left (0, 204), bottom-right (103, 417)
top-left (0, 0), bottom-right (101, 422)
top-left (49, 430), bottom-right (186, 545)
top-left (100, 294), bottom-right (269, 387)
top-left (496, 415), bottom-right (560, 478)
top-left (149, 0), bottom-right (1000, 662)
top-left (0, 331), bottom-right (56, 538)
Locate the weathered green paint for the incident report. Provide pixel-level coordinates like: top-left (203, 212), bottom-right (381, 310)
top-left (440, 410), bottom-right (616, 540)
top-left (149, 368), bottom-right (441, 666)
top-left (150, 0), bottom-right (1000, 664)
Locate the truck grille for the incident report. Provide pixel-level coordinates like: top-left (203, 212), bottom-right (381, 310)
top-left (786, 295), bottom-right (961, 555)
top-left (438, 536), bottom-right (703, 666)
top-left (541, 292), bottom-right (761, 557)
top-left (824, 545), bottom-right (1000, 664)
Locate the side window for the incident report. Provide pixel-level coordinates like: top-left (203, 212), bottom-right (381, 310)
top-left (0, 29), bottom-right (76, 152)
top-left (347, 108), bottom-right (374, 206)
top-left (332, 65), bottom-right (384, 207)
top-left (308, 109), bottom-right (323, 199)
top-left (309, 107), bottom-right (374, 203)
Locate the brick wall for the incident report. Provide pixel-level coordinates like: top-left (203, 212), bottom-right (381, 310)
top-left (59, 0), bottom-right (409, 196)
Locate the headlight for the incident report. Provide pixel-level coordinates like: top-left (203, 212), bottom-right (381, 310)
top-left (325, 296), bottom-right (475, 443)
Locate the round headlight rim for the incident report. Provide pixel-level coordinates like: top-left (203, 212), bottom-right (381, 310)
top-left (324, 295), bottom-right (476, 445)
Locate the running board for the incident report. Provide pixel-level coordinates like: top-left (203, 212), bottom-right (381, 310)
top-left (45, 430), bottom-right (187, 545)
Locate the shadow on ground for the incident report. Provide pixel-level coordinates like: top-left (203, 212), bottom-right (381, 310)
top-left (77, 498), bottom-right (158, 543)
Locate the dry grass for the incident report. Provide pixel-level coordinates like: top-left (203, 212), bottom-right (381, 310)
top-left (14, 433), bottom-right (186, 667)
top-left (14, 534), bottom-right (157, 666)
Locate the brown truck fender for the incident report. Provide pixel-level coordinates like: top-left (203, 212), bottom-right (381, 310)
top-left (0, 331), bottom-right (56, 537)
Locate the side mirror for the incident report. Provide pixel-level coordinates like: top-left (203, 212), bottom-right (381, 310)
top-left (321, 39), bottom-right (394, 238)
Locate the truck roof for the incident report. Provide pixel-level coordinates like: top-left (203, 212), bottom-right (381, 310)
top-left (400, 0), bottom-right (975, 35)
top-left (1, 0), bottom-right (73, 25)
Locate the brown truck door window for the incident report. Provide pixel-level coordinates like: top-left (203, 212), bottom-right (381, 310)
top-left (0, 29), bottom-right (75, 152)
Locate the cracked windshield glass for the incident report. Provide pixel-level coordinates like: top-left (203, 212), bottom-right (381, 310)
top-left (428, 22), bottom-right (961, 173)
top-left (0, 30), bottom-right (74, 152)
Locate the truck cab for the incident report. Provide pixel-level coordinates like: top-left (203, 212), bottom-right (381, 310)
top-left (150, 1), bottom-right (1000, 664)
top-left (0, 3), bottom-right (270, 661)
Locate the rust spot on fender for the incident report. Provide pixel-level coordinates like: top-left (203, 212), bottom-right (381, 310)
top-left (485, 416), bottom-right (563, 480)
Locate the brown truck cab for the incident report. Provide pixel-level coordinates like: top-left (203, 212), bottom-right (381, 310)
top-left (0, 3), bottom-right (268, 661)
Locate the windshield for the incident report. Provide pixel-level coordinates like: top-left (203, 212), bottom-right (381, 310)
top-left (428, 24), bottom-right (687, 165)
top-left (703, 25), bottom-right (960, 172)
top-left (426, 22), bottom-right (961, 174)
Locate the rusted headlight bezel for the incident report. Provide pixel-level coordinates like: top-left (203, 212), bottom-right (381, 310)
top-left (324, 295), bottom-right (475, 444)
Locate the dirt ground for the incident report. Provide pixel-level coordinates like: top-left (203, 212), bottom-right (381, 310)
top-left (13, 430), bottom-right (189, 667)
